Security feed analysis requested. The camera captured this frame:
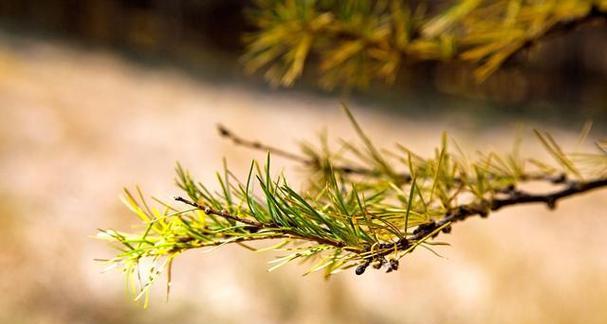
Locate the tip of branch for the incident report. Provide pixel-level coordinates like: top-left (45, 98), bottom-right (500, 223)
top-left (174, 196), bottom-right (198, 209)
top-left (217, 124), bottom-right (231, 138)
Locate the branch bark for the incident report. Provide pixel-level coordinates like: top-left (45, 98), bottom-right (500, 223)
top-left (176, 176), bottom-right (607, 275)
top-left (217, 124), bottom-right (576, 185)
top-left (358, 177), bottom-right (607, 274)
top-left (174, 196), bottom-right (359, 251)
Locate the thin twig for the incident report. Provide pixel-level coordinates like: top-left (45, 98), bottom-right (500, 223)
top-left (218, 124), bottom-right (575, 185)
top-left (175, 196), bottom-right (262, 227)
top-left (217, 124), bottom-right (408, 178)
top-left (217, 124), bottom-right (310, 164)
top-left (174, 196), bottom-right (358, 251)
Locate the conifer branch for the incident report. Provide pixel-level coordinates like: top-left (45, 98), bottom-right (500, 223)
top-left (174, 196), bottom-right (263, 227)
top-left (99, 108), bottom-right (607, 304)
top-left (217, 124), bottom-right (391, 178)
top-left (359, 176), bottom-right (607, 273)
top-left (244, 0), bottom-right (607, 88)
top-left (216, 123), bottom-right (581, 186)
top-left (173, 195), bottom-right (354, 250)
top-left (217, 124), bottom-right (310, 164)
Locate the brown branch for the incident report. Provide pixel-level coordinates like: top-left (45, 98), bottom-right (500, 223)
top-left (217, 124), bottom-right (574, 186)
top-left (356, 177), bottom-right (607, 274)
top-left (217, 124), bottom-right (404, 178)
top-left (217, 124), bottom-right (310, 164)
top-left (489, 178), bottom-right (607, 211)
top-left (170, 233), bottom-right (298, 253)
top-left (175, 174), bottom-right (607, 275)
top-left (175, 196), bottom-right (262, 227)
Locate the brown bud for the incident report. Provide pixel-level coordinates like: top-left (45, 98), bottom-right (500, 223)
top-left (372, 258), bottom-right (386, 270)
top-left (355, 264), bottom-right (368, 275)
top-left (546, 198), bottom-right (557, 210)
top-left (388, 259), bottom-right (399, 272)
top-left (442, 225), bottom-right (452, 234)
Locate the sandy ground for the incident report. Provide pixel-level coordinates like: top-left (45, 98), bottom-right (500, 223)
top-left (0, 33), bottom-right (606, 324)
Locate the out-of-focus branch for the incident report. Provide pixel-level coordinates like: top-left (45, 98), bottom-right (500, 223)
top-left (217, 124), bottom-right (576, 185)
top-left (218, 124), bottom-right (310, 164)
top-left (244, 1), bottom-right (607, 88)
top-left (217, 124), bottom-right (397, 178)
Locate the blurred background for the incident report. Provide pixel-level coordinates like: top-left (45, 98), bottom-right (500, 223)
top-left (0, 1), bottom-right (606, 323)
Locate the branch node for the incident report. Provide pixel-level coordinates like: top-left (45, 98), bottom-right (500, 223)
top-left (217, 124), bottom-right (231, 137)
top-left (413, 221), bottom-right (436, 235)
top-left (546, 198), bottom-right (557, 210)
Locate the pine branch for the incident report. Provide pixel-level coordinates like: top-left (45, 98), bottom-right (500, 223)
top-left (98, 108), bottom-right (607, 304)
top-left (174, 196), bottom-right (262, 227)
top-left (173, 195), bottom-right (355, 250)
top-left (216, 123), bottom-right (578, 186)
top-left (217, 124), bottom-right (310, 164)
top-left (243, 0), bottom-right (607, 88)
top-left (357, 176), bottom-right (607, 274)
top-left (217, 123), bottom-right (394, 179)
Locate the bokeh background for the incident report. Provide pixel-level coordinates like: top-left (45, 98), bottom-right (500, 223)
top-left (0, 1), bottom-right (606, 323)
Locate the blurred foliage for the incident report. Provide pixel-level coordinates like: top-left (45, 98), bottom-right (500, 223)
top-left (243, 0), bottom-right (607, 89)
top-left (1, 0), bottom-right (606, 105)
